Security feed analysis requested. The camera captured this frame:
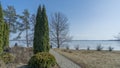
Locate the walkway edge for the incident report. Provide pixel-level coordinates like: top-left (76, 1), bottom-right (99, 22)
top-left (50, 49), bottom-right (81, 68)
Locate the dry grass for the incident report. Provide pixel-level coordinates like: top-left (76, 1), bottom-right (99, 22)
top-left (10, 46), bottom-right (33, 64)
top-left (54, 49), bottom-right (120, 68)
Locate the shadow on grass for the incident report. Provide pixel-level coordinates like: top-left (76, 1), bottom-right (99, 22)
top-left (17, 65), bottom-right (29, 68)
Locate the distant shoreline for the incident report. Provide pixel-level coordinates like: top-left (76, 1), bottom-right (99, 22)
top-left (71, 40), bottom-right (120, 41)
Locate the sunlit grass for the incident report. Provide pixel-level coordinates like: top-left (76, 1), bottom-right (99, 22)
top-left (55, 49), bottom-right (120, 68)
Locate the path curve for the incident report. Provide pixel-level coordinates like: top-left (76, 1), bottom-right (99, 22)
top-left (50, 49), bottom-right (81, 68)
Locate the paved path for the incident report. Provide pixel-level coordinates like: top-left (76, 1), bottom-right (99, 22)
top-left (50, 49), bottom-right (81, 68)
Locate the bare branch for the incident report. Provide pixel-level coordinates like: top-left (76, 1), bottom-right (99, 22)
top-left (50, 12), bottom-right (71, 48)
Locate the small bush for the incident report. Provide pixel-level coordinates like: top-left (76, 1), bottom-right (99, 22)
top-left (87, 46), bottom-right (90, 50)
top-left (66, 46), bottom-right (69, 50)
top-left (50, 45), bottom-right (52, 48)
top-left (28, 52), bottom-right (56, 68)
top-left (108, 46), bottom-right (114, 52)
top-left (3, 47), bottom-right (11, 52)
top-left (14, 43), bottom-right (18, 47)
top-left (96, 44), bottom-right (103, 51)
top-left (0, 52), bottom-right (14, 64)
top-left (74, 45), bottom-right (79, 50)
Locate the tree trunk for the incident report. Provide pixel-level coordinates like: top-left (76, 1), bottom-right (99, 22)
top-left (57, 29), bottom-right (60, 48)
top-left (26, 27), bottom-right (29, 47)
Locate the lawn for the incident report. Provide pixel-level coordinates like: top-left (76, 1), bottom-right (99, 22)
top-left (54, 49), bottom-right (120, 68)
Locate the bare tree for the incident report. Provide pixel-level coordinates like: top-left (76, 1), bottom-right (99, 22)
top-left (27, 14), bottom-right (36, 46)
top-left (50, 12), bottom-right (71, 48)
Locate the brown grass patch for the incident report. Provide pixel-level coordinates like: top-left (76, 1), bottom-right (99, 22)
top-left (54, 49), bottom-right (120, 68)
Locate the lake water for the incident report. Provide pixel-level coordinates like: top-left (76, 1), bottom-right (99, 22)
top-left (10, 40), bottom-right (120, 50)
top-left (66, 40), bottom-right (120, 50)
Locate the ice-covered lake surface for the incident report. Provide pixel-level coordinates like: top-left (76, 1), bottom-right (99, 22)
top-left (10, 40), bottom-right (120, 50)
top-left (66, 40), bottom-right (120, 50)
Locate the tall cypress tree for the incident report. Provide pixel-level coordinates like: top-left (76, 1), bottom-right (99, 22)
top-left (0, 3), bottom-right (3, 20)
top-left (0, 3), bottom-right (4, 53)
top-left (0, 3), bottom-right (9, 53)
top-left (33, 5), bottom-right (50, 54)
top-left (41, 5), bottom-right (50, 52)
top-left (3, 22), bottom-right (9, 49)
top-left (33, 5), bottom-right (43, 54)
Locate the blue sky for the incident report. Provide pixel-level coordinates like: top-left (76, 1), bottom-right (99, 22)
top-left (1, 0), bottom-right (120, 40)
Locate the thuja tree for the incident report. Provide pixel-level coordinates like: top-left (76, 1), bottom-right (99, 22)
top-left (41, 5), bottom-right (50, 52)
top-left (33, 5), bottom-right (50, 54)
top-left (3, 23), bottom-right (9, 49)
top-left (0, 3), bottom-right (4, 53)
top-left (0, 4), bottom-right (9, 53)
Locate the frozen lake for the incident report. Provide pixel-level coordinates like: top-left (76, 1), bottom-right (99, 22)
top-left (67, 40), bottom-right (120, 50)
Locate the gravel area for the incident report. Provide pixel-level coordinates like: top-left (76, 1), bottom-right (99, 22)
top-left (50, 49), bottom-right (81, 68)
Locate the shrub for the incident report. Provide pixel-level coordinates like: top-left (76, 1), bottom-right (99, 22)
top-left (28, 52), bottom-right (56, 68)
top-left (66, 45), bottom-right (69, 50)
top-left (87, 46), bottom-right (90, 50)
top-left (96, 44), bottom-right (103, 51)
top-left (3, 47), bottom-right (11, 52)
top-left (74, 45), bottom-right (79, 50)
top-left (0, 52), bottom-right (14, 64)
top-left (108, 46), bottom-right (114, 52)
top-left (14, 43), bottom-right (18, 47)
